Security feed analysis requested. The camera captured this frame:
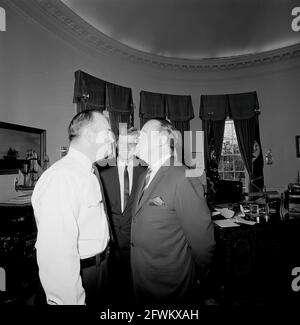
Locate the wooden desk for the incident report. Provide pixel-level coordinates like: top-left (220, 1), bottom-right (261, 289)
top-left (0, 203), bottom-right (38, 304)
top-left (209, 218), bottom-right (300, 305)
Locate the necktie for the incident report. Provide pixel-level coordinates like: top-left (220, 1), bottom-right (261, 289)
top-left (92, 164), bottom-right (115, 244)
top-left (138, 168), bottom-right (152, 204)
top-left (123, 165), bottom-right (130, 211)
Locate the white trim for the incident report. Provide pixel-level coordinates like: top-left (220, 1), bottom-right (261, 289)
top-left (7, 0), bottom-right (300, 72)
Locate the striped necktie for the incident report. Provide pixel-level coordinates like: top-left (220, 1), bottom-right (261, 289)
top-left (123, 165), bottom-right (130, 211)
top-left (138, 168), bottom-right (152, 204)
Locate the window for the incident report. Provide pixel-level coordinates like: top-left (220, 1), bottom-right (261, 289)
top-left (218, 120), bottom-right (248, 189)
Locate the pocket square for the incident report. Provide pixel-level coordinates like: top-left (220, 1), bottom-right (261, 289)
top-left (149, 196), bottom-right (165, 206)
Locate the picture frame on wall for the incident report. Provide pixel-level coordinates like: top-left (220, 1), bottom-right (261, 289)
top-left (0, 121), bottom-right (46, 175)
top-left (296, 136), bottom-right (300, 158)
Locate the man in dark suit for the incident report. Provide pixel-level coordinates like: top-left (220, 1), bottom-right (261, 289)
top-left (131, 119), bottom-right (215, 307)
top-left (98, 127), bottom-right (146, 306)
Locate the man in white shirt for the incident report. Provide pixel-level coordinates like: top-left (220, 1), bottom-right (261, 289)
top-left (131, 119), bottom-right (215, 307)
top-left (98, 127), bottom-right (146, 306)
top-left (31, 109), bottom-right (115, 306)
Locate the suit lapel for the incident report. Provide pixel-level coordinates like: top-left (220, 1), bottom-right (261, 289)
top-left (123, 166), bottom-right (140, 213)
top-left (135, 163), bottom-right (170, 216)
top-left (133, 168), bottom-right (147, 215)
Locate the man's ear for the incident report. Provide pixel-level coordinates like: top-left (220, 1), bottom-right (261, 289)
top-left (159, 132), bottom-right (169, 147)
top-left (83, 127), bottom-right (95, 144)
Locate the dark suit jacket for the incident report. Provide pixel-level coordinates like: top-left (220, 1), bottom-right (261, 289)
top-left (131, 158), bottom-right (215, 305)
top-left (98, 160), bottom-right (146, 256)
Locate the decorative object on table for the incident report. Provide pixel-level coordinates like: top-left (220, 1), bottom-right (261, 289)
top-left (19, 149), bottom-right (41, 188)
top-left (0, 121), bottom-right (46, 175)
top-left (42, 154), bottom-right (50, 171)
top-left (296, 136), bottom-right (300, 158)
top-left (3, 147), bottom-right (19, 159)
top-left (28, 150), bottom-right (40, 187)
top-left (265, 149), bottom-right (273, 165)
top-left (60, 146), bottom-right (68, 158)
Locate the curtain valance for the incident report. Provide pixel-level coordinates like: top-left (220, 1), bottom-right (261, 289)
top-left (73, 70), bottom-right (106, 109)
top-left (165, 94), bottom-right (194, 122)
top-left (200, 92), bottom-right (259, 121)
top-left (228, 91), bottom-right (259, 120)
top-left (106, 82), bottom-right (133, 113)
top-left (139, 91), bottom-right (194, 121)
top-left (200, 95), bottom-right (229, 120)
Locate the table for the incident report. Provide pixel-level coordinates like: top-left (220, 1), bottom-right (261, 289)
top-left (208, 216), bottom-right (300, 305)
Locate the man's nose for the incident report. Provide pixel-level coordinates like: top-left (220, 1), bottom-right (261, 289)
top-left (108, 131), bottom-right (115, 143)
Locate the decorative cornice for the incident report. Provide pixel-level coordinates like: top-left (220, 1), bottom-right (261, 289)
top-left (9, 0), bottom-right (300, 72)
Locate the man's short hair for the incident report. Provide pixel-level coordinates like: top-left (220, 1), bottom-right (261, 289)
top-left (154, 118), bottom-right (179, 153)
top-left (68, 109), bottom-right (104, 142)
top-left (117, 126), bottom-right (138, 140)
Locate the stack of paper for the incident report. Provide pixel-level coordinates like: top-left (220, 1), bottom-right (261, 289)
top-left (213, 219), bottom-right (240, 228)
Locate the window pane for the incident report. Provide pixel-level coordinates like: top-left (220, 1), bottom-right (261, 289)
top-left (223, 172), bottom-right (234, 180)
top-left (233, 143), bottom-right (240, 154)
top-left (223, 156), bottom-right (233, 171)
top-left (218, 120), bottom-right (248, 192)
top-left (234, 156), bottom-right (245, 171)
top-left (222, 140), bottom-right (233, 154)
top-left (235, 172), bottom-right (245, 180)
top-left (219, 157), bottom-right (224, 171)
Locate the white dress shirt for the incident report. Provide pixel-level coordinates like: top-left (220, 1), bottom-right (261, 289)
top-left (31, 147), bottom-right (109, 305)
top-left (117, 158), bottom-right (134, 212)
top-left (145, 154), bottom-right (171, 189)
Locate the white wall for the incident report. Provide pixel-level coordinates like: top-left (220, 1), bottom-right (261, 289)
top-left (0, 1), bottom-right (299, 190)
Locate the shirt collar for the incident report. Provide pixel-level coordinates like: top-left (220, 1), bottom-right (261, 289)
top-left (67, 147), bottom-right (93, 173)
top-left (149, 154), bottom-right (171, 175)
top-left (117, 157), bottom-right (134, 168)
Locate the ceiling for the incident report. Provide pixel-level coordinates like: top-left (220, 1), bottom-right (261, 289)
top-left (61, 0), bottom-right (300, 60)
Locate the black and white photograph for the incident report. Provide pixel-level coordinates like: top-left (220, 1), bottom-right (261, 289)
top-left (1, 0), bottom-right (300, 321)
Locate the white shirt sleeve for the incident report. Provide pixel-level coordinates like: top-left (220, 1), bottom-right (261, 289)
top-left (33, 170), bottom-right (85, 305)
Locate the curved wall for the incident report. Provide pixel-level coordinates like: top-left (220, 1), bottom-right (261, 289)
top-left (0, 0), bottom-right (299, 189)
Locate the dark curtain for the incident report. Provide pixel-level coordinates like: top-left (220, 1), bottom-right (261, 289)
top-left (73, 70), bottom-right (106, 113)
top-left (200, 95), bottom-right (227, 196)
top-left (202, 120), bottom-right (225, 167)
top-left (202, 119), bottom-right (225, 197)
top-left (166, 94), bottom-right (194, 133)
top-left (172, 120), bottom-right (190, 137)
top-left (233, 118), bottom-right (255, 179)
top-left (166, 94), bottom-right (194, 163)
top-left (106, 82), bottom-right (134, 137)
top-left (251, 116), bottom-right (264, 192)
top-left (139, 91), bottom-right (166, 127)
top-left (229, 92), bottom-right (264, 192)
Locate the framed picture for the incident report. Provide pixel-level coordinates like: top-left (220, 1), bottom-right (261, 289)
top-left (0, 121), bottom-right (46, 174)
top-left (296, 136), bottom-right (300, 158)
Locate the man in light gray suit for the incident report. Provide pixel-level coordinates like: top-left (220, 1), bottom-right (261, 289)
top-left (131, 119), bottom-right (215, 307)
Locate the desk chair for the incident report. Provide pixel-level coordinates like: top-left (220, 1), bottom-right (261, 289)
top-left (214, 180), bottom-right (243, 205)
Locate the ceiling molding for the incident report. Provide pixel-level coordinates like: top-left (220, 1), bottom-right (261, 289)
top-left (9, 0), bottom-right (300, 72)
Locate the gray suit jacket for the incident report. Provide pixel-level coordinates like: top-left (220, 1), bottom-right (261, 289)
top-left (131, 158), bottom-right (215, 305)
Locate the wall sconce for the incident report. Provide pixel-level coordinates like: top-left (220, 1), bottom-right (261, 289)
top-left (265, 149), bottom-right (273, 165)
